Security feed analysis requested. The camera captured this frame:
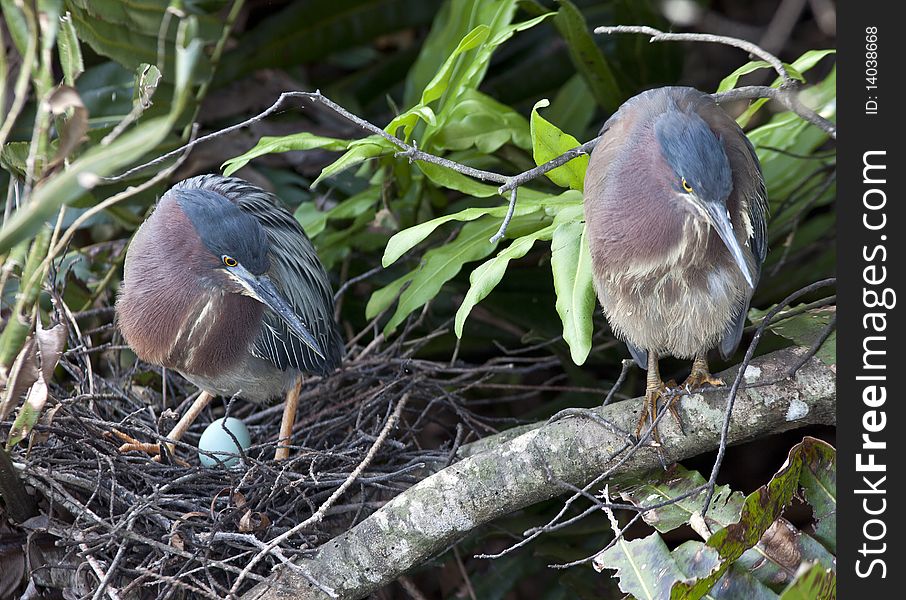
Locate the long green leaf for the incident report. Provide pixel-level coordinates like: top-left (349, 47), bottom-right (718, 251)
top-left (312, 135), bottom-right (395, 188)
top-left (454, 222), bottom-right (556, 337)
top-left (223, 133), bottom-right (351, 177)
top-left (384, 218), bottom-right (523, 333)
top-left (551, 221), bottom-right (595, 365)
top-left (57, 12), bottom-right (84, 85)
top-left (552, 0), bottom-right (621, 112)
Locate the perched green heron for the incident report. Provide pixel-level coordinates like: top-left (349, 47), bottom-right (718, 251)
top-left (583, 87), bottom-right (767, 440)
top-left (116, 175), bottom-right (344, 460)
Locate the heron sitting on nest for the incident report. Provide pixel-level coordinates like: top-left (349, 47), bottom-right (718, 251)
top-left (583, 87), bottom-right (767, 442)
top-left (116, 174), bottom-right (344, 460)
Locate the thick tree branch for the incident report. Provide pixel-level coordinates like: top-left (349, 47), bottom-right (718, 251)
top-left (243, 347), bottom-right (835, 600)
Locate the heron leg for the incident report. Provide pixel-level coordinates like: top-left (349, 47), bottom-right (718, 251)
top-left (275, 377), bottom-right (303, 461)
top-left (115, 391), bottom-right (214, 462)
top-left (682, 353), bottom-right (725, 390)
top-left (635, 352), bottom-right (667, 443)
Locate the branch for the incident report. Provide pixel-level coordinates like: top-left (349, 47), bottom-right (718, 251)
top-left (242, 346), bottom-right (836, 600)
top-left (596, 26), bottom-right (837, 139)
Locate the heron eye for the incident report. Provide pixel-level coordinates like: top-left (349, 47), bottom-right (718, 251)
top-left (681, 178), bottom-right (694, 193)
top-left (222, 255), bottom-right (238, 268)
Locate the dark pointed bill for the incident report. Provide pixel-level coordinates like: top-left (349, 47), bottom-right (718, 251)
top-left (705, 205), bottom-right (755, 289)
top-left (239, 272), bottom-right (326, 359)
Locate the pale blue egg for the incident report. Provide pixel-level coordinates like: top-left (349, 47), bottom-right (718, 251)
top-left (198, 417), bottom-right (251, 468)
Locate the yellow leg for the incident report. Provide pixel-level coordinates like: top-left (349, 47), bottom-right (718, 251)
top-left (274, 377), bottom-right (302, 461)
top-left (164, 391), bottom-right (214, 455)
top-left (635, 351), bottom-right (684, 442)
top-left (682, 353), bottom-right (724, 390)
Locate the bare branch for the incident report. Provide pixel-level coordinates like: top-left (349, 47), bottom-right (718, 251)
top-left (596, 26), bottom-right (837, 139)
top-left (594, 25), bottom-right (793, 82)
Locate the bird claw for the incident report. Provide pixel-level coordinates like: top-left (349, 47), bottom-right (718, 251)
top-left (634, 385), bottom-right (684, 444)
top-left (682, 370), bottom-right (725, 391)
top-left (109, 429), bottom-right (188, 466)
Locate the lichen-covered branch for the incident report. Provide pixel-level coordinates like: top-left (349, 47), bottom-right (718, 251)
top-left (243, 347), bottom-right (836, 600)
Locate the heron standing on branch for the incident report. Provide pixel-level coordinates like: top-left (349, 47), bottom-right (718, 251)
top-left (116, 175), bottom-right (344, 461)
top-left (583, 87), bottom-right (767, 442)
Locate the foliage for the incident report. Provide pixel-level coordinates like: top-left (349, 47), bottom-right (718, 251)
top-left (597, 437), bottom-right (836, 599)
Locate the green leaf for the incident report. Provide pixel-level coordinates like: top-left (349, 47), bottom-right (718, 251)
top-left (530, 99), bottom-right (588, 191)
top-left (594, 532), bottom-right (693, 600)
top-left (57, 12), bottom-right (84, 85)
top-left (365, 271), bottom-right (415, 320)
top-left (552, 0), bottom-right (621, 112)
top-left (728, 50), bottom-right (836, 127)
top-left (778, 563), bottom-right (835, 600)
top-left (327, 187), bottom-right (381, 220)
top-left (294, 202), bottom-right (328, 238)
top-left (383, 203), bottom-right (539, 268)
top-left (668, 438), bottom-right (827, 599)
top-left (223, 133), bottom-right (351, 177)
top-left (672, 542), bottom-right (778, 600)
top-left (551, 221), bottom-right (595, 365)
top-left (384, 217), bottom-right (529, 334)
top-left (749, 305), bottom-right (836, 367)
top-left (385, 104), bottom-right (437, 141)
top-left (421, 24), bottom-right (491, 106)
top-left (717, 50), bottom-right (834, 93)
top-left (795, 438), bottom-right (837, 554)
top-left (312, 135), bottom-right (394, 188)
top-left (617, 464), bottom-right (745, 535)
top-left (454, 222), bottom-right (556, 337)
top-left (547, 73), bottom-right (597, 139)
top-left (431, 89), bottom-right (531, 153)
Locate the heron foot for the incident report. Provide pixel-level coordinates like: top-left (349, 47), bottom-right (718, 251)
top-left (634, 383), bottom-right (684, 444)
top-left (109, 429), bottom-right (189, 466)
top-left (682, 368), bottom-right (724, 391)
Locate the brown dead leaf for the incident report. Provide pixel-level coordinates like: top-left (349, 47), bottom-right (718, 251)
top-left (238, 510), bottom-right (270, 533)
top-left (47, 85), bottom-right (88, 170)
top-left (0, 337), bottom-right (38, 421)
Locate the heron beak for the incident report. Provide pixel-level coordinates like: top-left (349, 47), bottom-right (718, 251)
top-left (703, 203), bottom-right (755, 289)
top-left (236, 270), bottom-right (326, 360)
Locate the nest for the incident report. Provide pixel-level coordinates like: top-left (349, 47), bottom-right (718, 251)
top-left (1, 308), bottom-right (566, 599)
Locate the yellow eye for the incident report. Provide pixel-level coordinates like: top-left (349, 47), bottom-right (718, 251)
top-left (681, 178), bottom-right (693, 193)
top-left (222, 255), bottom-right (238, 267)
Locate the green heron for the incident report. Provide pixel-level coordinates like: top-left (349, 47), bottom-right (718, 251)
top-left (583, 87), bottom-right (767, 441)
top-left (116, 175), bottom-right (344, 460)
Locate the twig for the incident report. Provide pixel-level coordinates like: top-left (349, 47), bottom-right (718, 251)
top-left (594, 25), bottom-right (792, 81)
top-left (595, 25), bottom-right (837, 139)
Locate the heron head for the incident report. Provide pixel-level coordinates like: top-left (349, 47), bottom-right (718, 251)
top-left (654, 104), bottom-right (754, 288)
top-left (174, 188), bottom-right (325, 358)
